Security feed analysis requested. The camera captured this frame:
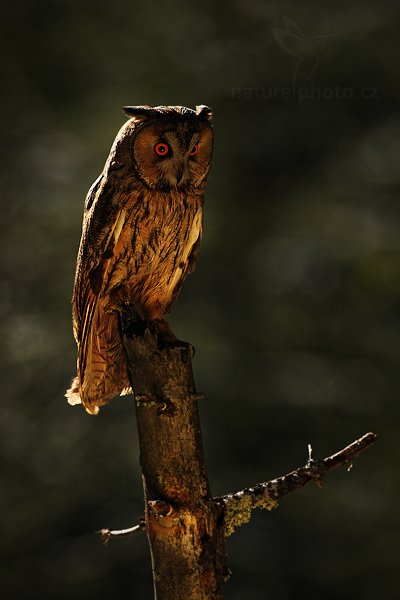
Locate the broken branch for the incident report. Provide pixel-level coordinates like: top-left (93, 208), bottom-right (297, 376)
top-left (98, 519), bottom-right (146, 544)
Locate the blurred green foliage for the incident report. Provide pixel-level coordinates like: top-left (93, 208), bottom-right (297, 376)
top-left (1, 1), bottom-right (399, 598)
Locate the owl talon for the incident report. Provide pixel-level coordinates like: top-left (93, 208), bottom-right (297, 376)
top-left (135, 394), bottom-right (156, 406)
top-left (135, 395), bottom-right (174, 415)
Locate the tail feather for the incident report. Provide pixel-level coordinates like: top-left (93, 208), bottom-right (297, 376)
top-left (66, 307), bottom-right (132, 415)
top-left (65, 376), bottom-right (84, 406)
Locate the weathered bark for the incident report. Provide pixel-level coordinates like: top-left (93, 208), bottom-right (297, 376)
top-left (121, 313), bottom-right (228, 600)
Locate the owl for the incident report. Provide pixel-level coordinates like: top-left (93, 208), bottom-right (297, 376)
top-left (66, 104), bottom-right (213, 415)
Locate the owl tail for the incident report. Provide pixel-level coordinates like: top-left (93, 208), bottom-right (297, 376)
top-left (65, 309), bottom-right (132, 415)
top-left (65, 376), bottom-right (82, 407)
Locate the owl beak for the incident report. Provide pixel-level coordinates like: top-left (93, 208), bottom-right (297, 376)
top-left (175, 163), bottom-right (185, 186)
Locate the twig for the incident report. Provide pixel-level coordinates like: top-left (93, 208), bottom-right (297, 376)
top-left (99, 432), bottom-right (377, 542)
top-left (98, 519), bottom-right (146, 544)
top-left (218, 432), bottom-right (377, 536)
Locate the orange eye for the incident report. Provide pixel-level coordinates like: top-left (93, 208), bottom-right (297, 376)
top-left (154, 142), bottom-right (170, 156)
top-left (189, 144), bottom-right (198, 156)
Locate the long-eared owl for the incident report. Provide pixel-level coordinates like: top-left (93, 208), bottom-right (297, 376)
top-left (66, 105), bottom-right (213, 415)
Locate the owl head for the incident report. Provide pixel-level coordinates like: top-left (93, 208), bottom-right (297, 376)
top-left (109, 105), bottom-right (213, 194)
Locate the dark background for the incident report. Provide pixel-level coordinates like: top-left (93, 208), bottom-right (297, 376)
top-left (1, 1), bottom-right (399, 598)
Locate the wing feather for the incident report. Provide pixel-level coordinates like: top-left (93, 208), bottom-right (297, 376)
top-left (68, 176), bottom-right (133, 413)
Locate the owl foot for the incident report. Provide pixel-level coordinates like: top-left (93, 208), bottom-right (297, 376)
top-left (151, 319), bottom-right (194, 357)
top-left (120, 308), bottom-right (150, 338)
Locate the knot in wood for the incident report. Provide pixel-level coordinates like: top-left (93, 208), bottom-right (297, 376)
top-left (148, 500), bottom-right (174, 518)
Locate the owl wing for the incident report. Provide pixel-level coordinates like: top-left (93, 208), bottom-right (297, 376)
top-left (167, 206), bottom-right (203, 311)
top-left (68, 175), bottom-right (132, 413)
top-left (73, 175), bottom-right (116, 336)
top-left (186, 225), bottom-right (202, 274)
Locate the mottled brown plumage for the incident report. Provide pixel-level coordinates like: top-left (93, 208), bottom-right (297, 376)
top-left (66, 105), bottom-right (213, 414)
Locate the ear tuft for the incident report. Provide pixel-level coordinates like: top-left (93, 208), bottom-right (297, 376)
top-left (123, 106), bottom-right (156, 120)
top-left (195, 105), bottom-right (212, 121)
